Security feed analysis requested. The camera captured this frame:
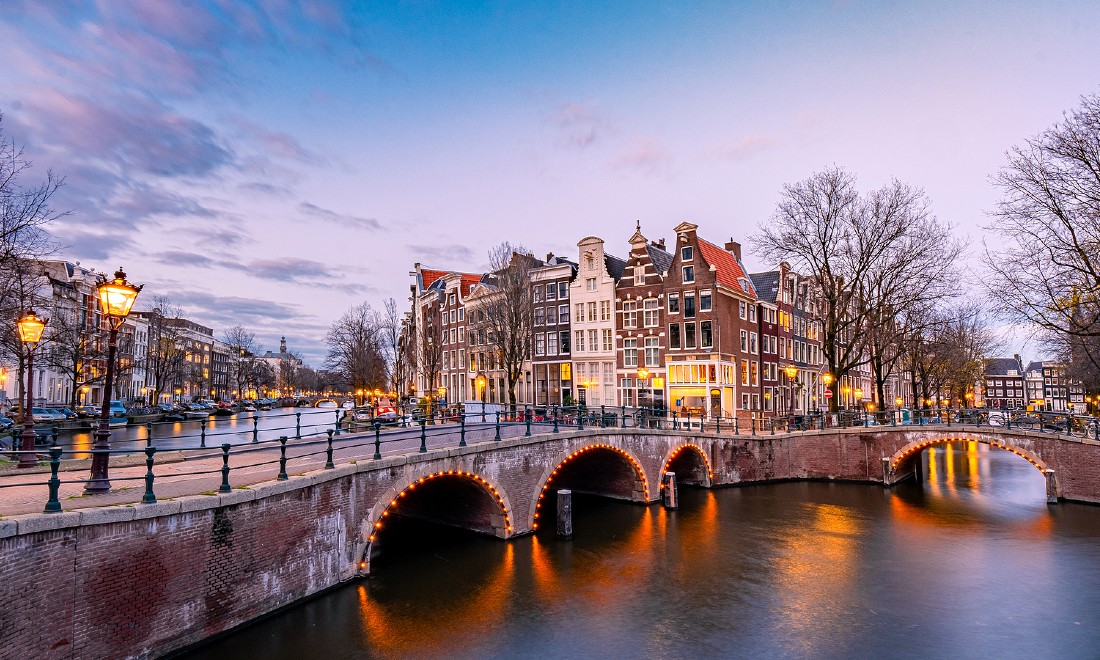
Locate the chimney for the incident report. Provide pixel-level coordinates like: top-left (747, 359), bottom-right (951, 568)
top-left (546, 252), bottom-right (554, 263)
top-left (725, 239), bottom-right (742, 261)
top-left (651, 238), bottom-right (666, 250)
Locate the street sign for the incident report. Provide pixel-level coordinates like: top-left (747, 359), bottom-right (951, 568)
top-left (823, 389), bottom-right (833, 398)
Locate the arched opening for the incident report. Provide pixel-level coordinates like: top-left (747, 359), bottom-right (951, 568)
top-left (889, 437), bottom-right (1054, 509)
top-left (532, 443), bottom-right (649, 532)
top-left (362, 471), bottom-right (512, 573)
top-left (313, 398), bottom-right (335, 408)
top-left (661, 444), bottom-right (713, 488)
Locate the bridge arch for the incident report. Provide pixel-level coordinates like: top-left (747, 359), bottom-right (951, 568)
top-left (889, 434), bottom-right (1051, 476)
top-left (358, 469), bottom-right (515, 574)
top-left (660, 444), bottom-right (713, 488)
top-left (530, 442), bottom-right (651, 531)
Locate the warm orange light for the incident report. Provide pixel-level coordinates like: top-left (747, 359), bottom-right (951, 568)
top-left (822, 373), bottom-right (834, 387)
top-left (854, 388), bottom-right (863, 399)
top-left (784, 364), bottom-right (798, 380)
top-left (895, 397), bottom-right (903, 407)
top-left (637, 367), bottom-right (649, 380)
top-left (17, 310), bottom-right (47, 344)
top-left (96, 267), bottom-right (142, 324)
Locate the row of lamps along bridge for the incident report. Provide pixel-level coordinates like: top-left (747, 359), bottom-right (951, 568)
top-left (16, 268), bottom-right (142, 497)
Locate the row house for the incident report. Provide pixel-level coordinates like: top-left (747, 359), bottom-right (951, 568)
top-left (437, 271), bottom-right (480, 406)
top-left (662, 223), bottom-right (757, 420)
top-left (984, 356), bottom-right (1026, 409)
top-left (531, 255), bottom-right (576, 406)
top-left (1023, 360), bottom-right (1085, 412)
top-left (616, 223), bottom-right (673, 409)
top-left (570, 236), bottom-right (625, 408)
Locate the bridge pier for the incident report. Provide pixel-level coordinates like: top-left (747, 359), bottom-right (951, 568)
top-left (557, 489), bottom-right (572, 539)
top-left (663, 472), bottom-right (678, 509)
top-left (1044, 469), bottom-right (1058, 504)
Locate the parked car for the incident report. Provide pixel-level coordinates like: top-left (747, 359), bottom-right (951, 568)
top-left (0, 415), bottom-right (13, 429)
top-left (109, 400), bottom-right (127, 418)
top-left (75, 405), bottom-right (98, 418)
top-left (31, 407), bottom-right (66, 423)
top-left (56, 408), bottom-right (76, 419)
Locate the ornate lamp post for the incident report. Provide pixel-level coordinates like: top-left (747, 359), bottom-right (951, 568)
top-left (85, 268), bottom-right (142, 494)
top-left (841, 385), bottom-right (850, 410)
top-left (784, 364), bottom-right (798, 416)
top-left (16, 311), bottom-right (47, 469)
top-left (476, 373), bottom-right (487, 422)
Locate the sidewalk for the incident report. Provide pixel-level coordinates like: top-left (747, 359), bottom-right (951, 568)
top-left (0, 434), bottom-right (389, 517)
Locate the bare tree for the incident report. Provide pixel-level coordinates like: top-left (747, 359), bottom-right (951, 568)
top-left (41, 305), bottom-right (105, 407)
top-left (477, 242), bottom-right (536, 411)
top-left (983, 93), bottom-right (1100, 379)
top-left (381, 297), bottom-right (411, 396)
top-left (417, 306), bottom-right (442, 408)
top-left (756, 167), bottom-right (961, 410)
top-left (140, 296), bottom-right (187, 405)
top-left (0, 112), bottom-right (62, 271)
top-left (223, 324), bottom-right (260, 400)
top-left (325, 302), bottom-right (387, 394)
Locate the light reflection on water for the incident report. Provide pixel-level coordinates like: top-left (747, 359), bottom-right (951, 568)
top-left (187, 445), bottom-right (1100, 659)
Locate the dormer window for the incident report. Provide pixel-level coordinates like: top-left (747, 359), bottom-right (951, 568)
top-left (683, 266), bottom-right (695, 283)
top-left (681, 246), bottom-right (693, 261)
top-left (634, 265), bottom-right (646, 284)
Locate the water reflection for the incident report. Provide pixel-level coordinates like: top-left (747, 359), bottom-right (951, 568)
top-left (187, 448), bottom-right (1100, 659)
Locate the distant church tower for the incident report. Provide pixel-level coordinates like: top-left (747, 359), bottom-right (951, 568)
top-left (280, 336), bottom-right (287, 355)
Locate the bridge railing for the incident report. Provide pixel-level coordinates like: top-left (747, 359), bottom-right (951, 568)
top-left (2, 405), bottom-right (1097, 515)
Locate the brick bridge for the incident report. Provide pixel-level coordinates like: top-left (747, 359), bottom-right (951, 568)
top-left (4, 425), bottom-right (1098, 658)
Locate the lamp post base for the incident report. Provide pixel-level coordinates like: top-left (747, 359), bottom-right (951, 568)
top-left (17, 423), bottom-right (37, 469)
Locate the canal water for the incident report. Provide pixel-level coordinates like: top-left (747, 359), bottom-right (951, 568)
top-left (183, 442), bottom-right (1100, 659)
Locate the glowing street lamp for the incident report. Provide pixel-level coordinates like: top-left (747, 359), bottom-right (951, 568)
top-left (895, 396), bottom-right (904, 408)
top-left (637, 367), bottom-right (650, 409)
top-left (16, 310), bottom-right (47, 469)
top-left (86, 268), bottom-right (142, 493)
top-left (784, 364), bottom-right (798, 416)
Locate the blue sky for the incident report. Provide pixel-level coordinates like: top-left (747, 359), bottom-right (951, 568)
top-left (2, 1), bottom-right (1098, 364)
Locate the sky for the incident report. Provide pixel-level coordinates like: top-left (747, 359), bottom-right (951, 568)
top-left (1, 1), bottom-right (1098, 365)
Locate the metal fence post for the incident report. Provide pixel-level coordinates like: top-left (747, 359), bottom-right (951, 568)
top-left (43, 446), bottom-right (62, 513)
top-left (219, 444), bottom-right (232, 493)
top-left (200, 419), bottom-right (207, 447)
top-left (553, 409), bottom-right (560, 433)
top-left (252, 415), bottom-right (259, 443)
top-left (734, 415), bottom-right (739, 435)
top-left (672, 410), bottom-right (678, 431)
top-left (770, 417), bottom-right (775, 435)
top-left (335, 409), bottom-right (341, 436)
top-left (278, 436), bottom-right (289, 480)
top-left (373, 422), bottom-right (382, 460)
top-left (495, 412), bottom-right (502, 441)
top-left (147, 422), bottom-right (154, 447)
top-left (419, 419), bottom-right (427, 453)
top-left (578, 408), bottom-right (585, 431)
top-left (142, 447), bottom-right (157, 504)
top-left (295, 412), bottom-right (301, 439)
top-left (621, 405), bottom-right (626, 428)
top-left (525, 407), bottom-right (532, 437)
top-left (716, 416), bottom-right (721, 435)
top-left (460, 413), bottom-right (467, 446)
top-left (325, 429), bottom-right (335, 469)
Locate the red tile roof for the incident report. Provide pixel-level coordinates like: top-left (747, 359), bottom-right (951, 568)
top-left (697, 239), bottom-right (756, 297)
top-left (459, 274), bottom-right (481, 295)
top-left (420, 269), bottom-right (447, 289)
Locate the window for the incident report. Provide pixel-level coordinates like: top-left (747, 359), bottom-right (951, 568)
top-left (643, 298), bottom-right (659, 327)
top-left (533, 287), bottom-right (543, 303)
top-left (534, 307), bottom-right (545, 325)
top-left (740, 330), bottom-right (748, 352)
top-left (624, 339), bottom-right (638, 367)
top-left (547, 332), bottom-right (559, 354)
top-left (449, 293), bottom-right (456, 305)
top-left (576, 330), bottom-right (585, 352)
top-left (684, 293), bottom-right (696, 319)
top-left (701, 321), bottom-right (712, 348)
top-left (442, 311), bottom-right (448, 325)
top-left (559, 304), bottom-right (570, 324)
top-left (681, 246), bottom-right (693, 261)
top-left (458, 308), bottom-right (464, 321)
top-left (752, 361), bottom-right (759, 385)
top-left (634, 266), bottom-right (645, 284)
top-left (459, 350), bottom-right (466, 369)
top-left (546, 283), bottom-right (557, 300)
top-left (451, 328), bottom-right (458, 343)
top-left (685, 322), bottom-right (696, 349)
top-left (682, 266), bottom-right (694, 283)
top-left (739, 301), bottom-right (746, 319)
top-left (575, 303), bottom-right (584, 322)
top-left (668, 293), bottom-right (680, 314)
top-left (535, 335), bottom-right (546, 356)
top-left (750, 332), bottom-right (758, 354)
top-left (560, 331), bottom-right (570, 353)
top-left (558, 282), bottom-right (568, 299)
top-left (586, 254), bottom-right (595, 270)
top-left (748, 305), bottom-right (756, 322)
top-left (588, 301), bottom-right (597, 321)
top-left (645, 337), bottom-right (660, 367)
top-left (588, 329), bottom-right (598, 353)
top-left (450, 309), bottom-right (456, 323)
top-left (602, 329), bottom-right (613, 351)
top-left (700, 290), bottom-right (712, 312)
top-left (669, 323), bottom-right (681, 349)
top-left (623, 301), bottom-right (637, 328)
top-left (741, 360), bottom-right (749, 385)
top-left (586, 278), bottom-right (597, 291)
top-left (547, 305), bottom-right (558, 325)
